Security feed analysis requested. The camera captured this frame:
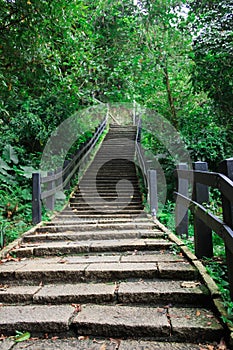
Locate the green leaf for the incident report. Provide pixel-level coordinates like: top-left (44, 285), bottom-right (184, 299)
top-left (0, 158), bottom-right (11, 171)
top-left (14, 331), bottom-right (31, 342)
top-left (20, 166), bottom-right (37, 179)
top-left (3, 145), bottom-right (19, 164)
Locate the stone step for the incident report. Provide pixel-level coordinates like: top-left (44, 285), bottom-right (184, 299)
top-left (76, 186), bottom-right (141, 190)
top-left (73, 304), bottom-right (223, 342)
top-left (0, 304), bottom-right (75, 335)
top-left (0, 280), bottom-right (209, 306)
top-left (104, 135), bottom-right (136, 140)
top-left (0, 338), bottom-right (220, 350)
top-left (94, 176), bottom-right (137, 179)
top-left (41, 221), bottom-right (152, 229)
top-left (72, 197), bottom-right (142, 202)
top-left (23, 229), bottom-right (164, 243)
top-left (11, 238), bottom-right (173, 257)
top-left (69, 201), bottom-right (143, 206)
top-left (70, 195), bottom-right (142, 201)
top-left (89, 160), bottom-right (135, 164)
top-left (41, 220), bottom-right (153, 230)
top-left (86, 174), bottom-right (138, 178)
top-left (93, 149), bottom-right (135, 152)
top-left (75, 190), bottom-right (141, 195)
top-left (79, 181), bottom-right (139, 185)
top-left (0, 252), bottom-right (198, 283)
top-left (69, 204), bottom-right (144, 210)
top-left (0, 303), bottom-right (221, 341)
top-left (49, 215), bottom-right (149, 221)
top-left (54, 214), bottom-right (146, 219)
top-left (60, 210), bottom-right (144, 216)
top-left (92, 157), bottom-right (135, 161)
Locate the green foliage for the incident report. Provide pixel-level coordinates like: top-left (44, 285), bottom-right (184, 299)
top-left (157, 200), bottom-right (175, 229)
top-left (179, 101), bottom-right (229, 169)
top-left (187, 0), bottom-right (233, 132)
top-left (14, 331), bottom-right (31, 343)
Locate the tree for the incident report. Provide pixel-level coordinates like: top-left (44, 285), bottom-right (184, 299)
top-left (188, 0), bottom-right (233, 127)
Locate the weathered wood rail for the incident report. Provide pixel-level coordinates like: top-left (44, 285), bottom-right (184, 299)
top-left (32, 117), bottom-right (107, 224)
top-left (175, 159), bottom-right (233, 299)
top-left (134, 113), bottom-right (158, 217)
top-left (135, 142), bottom-right (158, 217)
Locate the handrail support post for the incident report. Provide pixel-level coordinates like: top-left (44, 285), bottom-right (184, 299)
top-left (193, 161), bottom-right (213, 258)
top-left (175, 163), bottom-right (189, 237)
top-left (32, 173), bottom-right (42, 224)
top-left (46, 171), bottom-right (55, 211)
top-left (148, 169), bottom-right (158, 217)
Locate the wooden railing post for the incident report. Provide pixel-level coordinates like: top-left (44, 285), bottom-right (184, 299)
top-left (175, 163), bottom-right (189, 237)
top-left (219, 158), bottom-right (233, 299)
top-left (148, 169), bottom-right (158, 217)
top-left (137, 119), bottom-right (142, 143)
top-left (57, 167), bottom-right (63, 189)
top-left (46, 171), bottom-right (55, 211)
top-left (32, 173), bottom-right (42, 224)
top-left (193, 161), bottom-right (213, 258)
top-left (63, 160), bottom-right (71, 190)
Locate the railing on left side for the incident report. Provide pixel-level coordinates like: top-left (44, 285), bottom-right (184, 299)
top-left (32, 117), bottom-right (107, 225)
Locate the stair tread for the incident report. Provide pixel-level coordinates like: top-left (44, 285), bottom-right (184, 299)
top-left (73, 304), bottom-right (223, 340)
top-left (3, 303), bottom-right (221, 339)
top-left (0, 339), bottom-right (215, 350)
top-left (0, 280), bottom-right (208, 305)
top-left (23, 230), bottom-right (165, 242)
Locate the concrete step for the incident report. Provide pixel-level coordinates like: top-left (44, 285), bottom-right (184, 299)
top-left (73, 304), bottom-right (223, 342)
top-left (75, 190), bottom-right (141, 195)
top-left (76, 186), bottom-right (141, 190)
top-left (41, 220), bottom-right (153, 231)
top-left (77, 182), bottom-right (140, 187)
top-left (0, 251), bottom-right (198, 284)
top-left (70, 195), bottom-right (142, 201)
top-left (41, 221), bottom-right (153, 230)
top-left (23, 229), bottom-right (165, 243)
top-left (0, 280), bottom-right (209, 306)
top-left (0, 338), bottom-right (220, 350)
top-left (60, 210), bottom-right (144, 216)
top-left (69, 204), bottom-right (144, 211)
top-left (89, 177), bottom-right (138, 181)
top-left (54, 214), bottom-right (146, 219)
top-left (11, 238), bottom-right (173, 258)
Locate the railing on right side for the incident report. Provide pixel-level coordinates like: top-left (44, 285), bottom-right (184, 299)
top-left (133, 110), bottom-right (158, 217)
top-left (174, 158), bottom-right (233, 299)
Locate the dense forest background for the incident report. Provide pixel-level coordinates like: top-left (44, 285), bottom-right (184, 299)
top-left (0, 0), bottom-right (232, 244)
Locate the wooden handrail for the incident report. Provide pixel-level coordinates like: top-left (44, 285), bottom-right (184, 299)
top-left (32, 117), bottom-right (107, 224)
top-left (174, 192), bottom-right (233, 255)
top-left (134, 116), bottom-right (158, 217)
top-left (175, 159), bottom-right (233, 299)
top-left (175, 169), bottom-right (233, 202)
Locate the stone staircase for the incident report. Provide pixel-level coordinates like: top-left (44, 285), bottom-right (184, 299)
top-left (0, 125), bottom-right (227, 349)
